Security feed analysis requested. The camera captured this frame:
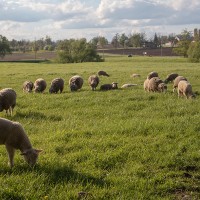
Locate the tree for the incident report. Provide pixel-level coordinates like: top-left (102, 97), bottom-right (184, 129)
top-left (129, 32), bottom-right (146, 47)
top-left (153, 33), bottom-right (159, 48)
top-left (57, 38), bottom-right (103, 63)
top-left (111, 33), bottom-right (120, 48)
top-left (0, 35), bottom-right (12, 58)
top-left (173, 29), bottom-right (192, 57)
top-left (187, 41), bottom-right (200, 62)
top-left (119, 33), bottom-right (129, 47)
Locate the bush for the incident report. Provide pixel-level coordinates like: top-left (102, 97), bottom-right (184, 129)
top-left (187, 41), bottom-right (200, 62)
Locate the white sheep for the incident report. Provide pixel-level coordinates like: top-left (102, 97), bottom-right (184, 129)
top-left (97, 70), bottom-right (110, 77)
top-left (173, 76), bottom-right (187, 92)
top-left (69, 75), bottom-right (84, 92)
top-left (143, 79), bottom-right (150, 91)
top-left (147, 72), bottom-right (159, 80)
top-left (49, 78), bottom-right (64, 94)
top-left (0, 117), bottom-right (42, 168)
top-left (34, 78), bottom-right (47, 93)
top-left (0, 88), bottom-right (17, 116)
top-left (131, 74), bottom-right (140, 78)
top-left (121, 83), bottom-right (138, 88)
top-left (148, 77), bottom-right (167, 92)
top-left (23, 81), bottom-right (34, 93)
top-left (88, 75), bottom-right (99, 91)
top-left (100, 82), bottom-right (118, 90)
top-left (177, 80), bottom-right (195, 99)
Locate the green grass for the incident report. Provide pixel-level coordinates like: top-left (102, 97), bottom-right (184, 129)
top-left (0, 55), bottom-right (200, 199)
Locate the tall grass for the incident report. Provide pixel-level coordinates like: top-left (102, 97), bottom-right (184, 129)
top-left (0, 56), bottom-right (199, 199)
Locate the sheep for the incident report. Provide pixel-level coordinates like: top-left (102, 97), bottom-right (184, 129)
top-left (148, 77), bottom-right (167, 92)
top-left (131, 74), bottom-right (140, 78)
top-left (173, 76), bottom-right (187, 92)
top-left (69, 75), bottom-right (84, 92)
top-left (0, 88), bottom-right (17, 116)
top-left (0, 117), bottom-right (42, 168)
top-left (49, 78), bottom-right (64, 94)
top-left (97, 70), bottom-right (110, 77)
top-left (164, 73), bottom-right (179, 84)
top-left (88, 75), bottom-right (99, 91)
top-left (177, 80), bottom-right (195, 99)
top-left (147, 71), bottom-right (159, 80)
top-left (100, 82), bottom-right (118, 90)
top-left (34, 78), bottom-right (47, 93)
top-left (121, 83), bottom-right (138, 88)
top-left (144, 79), bottom-right (150, 91)
top-left (23, 81), bottom-right (34, 93)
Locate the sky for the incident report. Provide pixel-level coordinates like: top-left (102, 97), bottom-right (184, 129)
top-left (0, 0), bottom-right (200, 42)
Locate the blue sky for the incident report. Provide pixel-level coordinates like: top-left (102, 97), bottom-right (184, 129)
top-left (0, 0), bottom-right (200, 41)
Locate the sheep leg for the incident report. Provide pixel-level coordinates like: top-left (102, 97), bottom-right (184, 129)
top-left (5, 144), bottom-right (15, 168)
top-left (9, 107), bottom-right (13, 116)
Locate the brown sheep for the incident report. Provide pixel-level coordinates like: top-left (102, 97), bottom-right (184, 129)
top-left (164, 73), bottom-right (179, 84)
top-left (49, 78), bottom-right (64, 94)
top-left (0, 88), bottom-right (17, 116)
top-left (88, 75), bottom-right (99, 91)
top-left (0, 117), bottom-right (42, 168)
top-left (148, 77), bottom-right (167, 92)
top-left (97, 70), bottom-right (109, 77)
top-left (23, 81), bottom-right (34, 93)
top-left (178, 80), bottom-right (195, 99)
top-left (69, 75), bottom-right (84, 92)
top-left (34, 78), bottom-right (47, 93)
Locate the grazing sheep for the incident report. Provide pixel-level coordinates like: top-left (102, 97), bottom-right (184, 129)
top-left (164, 73), bottom-right (179, 84)
top-left (173, 76), bottom-right (187, 92)
top-left (100, 82), bottom-right (118, 90)
top-left (147, 71), bottom-right (159, 80)
top-left (148, 77), bottom-right (166, 92)
top-left (144, 79), bottom-right (150, 91)
top-left (49, 78), bottom-right (64, 94)
top-left (131, 74), bottom-right (140, 78)
top-left (23, 81), bottom-right (34, 93)
top-left (34, 78), bottom-right (47, 93)
top-left (69, 75), bottom-right (84, 92)
top-left (178, 80), bottom-right (195, 99)
top-left (0, 88), bottom-right (17, 116)
top-left (88, 75), bottom-right (99, 91)
top-left (121, 83), bottom-right (138, 88)
top-left (97, 70), bottom-right (109, 77)
top-left (0, 117), bottom-right (42, 168)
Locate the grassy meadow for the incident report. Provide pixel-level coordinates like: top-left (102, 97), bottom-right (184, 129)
top-left (0, 55), bottom-right (200, 199)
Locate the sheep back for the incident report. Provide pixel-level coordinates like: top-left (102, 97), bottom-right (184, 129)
top-left (23, 81), bottom-right (34, 93)
top-left (49, 78), bottom-right (64, 94)
top-left (121, 83), bottom-right (138, 88)
top-left (147, 71), bottom-right (159, 80)
top-left (34, 78), bottom-right (47, 93)
top-left (164, 73), bottom-right (179, 83)
top-left (69, 75), bottom-right (84, 91)
top-left (173, 76), bottom-right (187, 92)
top-left (88, 75), bottom-right (99, 91)
top-left (0, 88), bottom-right (17, 115)
top-left (148, 77), bottom-right (163, 92)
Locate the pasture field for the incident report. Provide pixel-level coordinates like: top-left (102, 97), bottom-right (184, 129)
top-left (0, 56), bottom-right (200, 199)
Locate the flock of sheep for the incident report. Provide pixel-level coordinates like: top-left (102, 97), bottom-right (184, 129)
top-left (0, 70), bottom-right (196, 168)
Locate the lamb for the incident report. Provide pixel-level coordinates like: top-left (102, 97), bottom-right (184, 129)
top-left (34, 78), bottom-right (47, 93)
top-left (49, 78), bottom-right (64, 94)
top-left (88, 75), bottom-right (99, 91)
top-left (173, 76), bottom-right (187, 92)
top-left (0, 117), bottom-right (42, 168)
top-left (0, 88), bottom-right (17, 116)
top-left (131, 74), bottom-right (140, 78)
top-left (148, 77), bottom-right (167, 92)
top-left (23, 81), bottom-right (34, 93)
top-left (100, 82), bottom-right (118, 90)
top-left (97, 70), bottom-right (110, 77)
top-left (164, 73), bottom-right (179, 84)
top-left (121, 83), bottom-right (138, 88)
top-left (177, 80), bottom-right (195, 99)
top-left (69, 75), bottom-right (84, 92)
top-left (147, 71), bottom-right (159, 80)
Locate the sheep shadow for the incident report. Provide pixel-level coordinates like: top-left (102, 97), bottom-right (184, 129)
top-left (0, 164), bottom-right (109, 188)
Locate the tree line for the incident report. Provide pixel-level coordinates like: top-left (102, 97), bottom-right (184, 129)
top-left (1, 29), bottom-right (200, 62)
